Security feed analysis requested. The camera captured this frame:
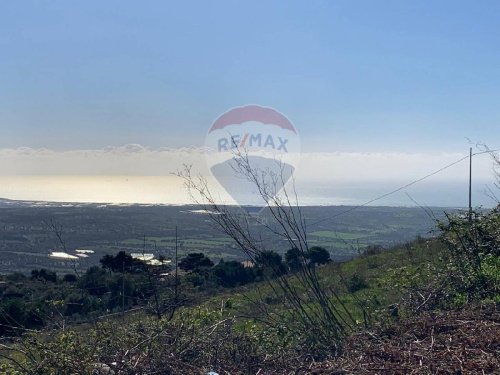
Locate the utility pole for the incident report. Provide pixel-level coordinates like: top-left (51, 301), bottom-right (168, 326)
top-left (122, 259), bottom-right (125, 315)
top-left (174, 226), bottom-right (178, 302)
top-left (469, 147), bottom-right (473, 222)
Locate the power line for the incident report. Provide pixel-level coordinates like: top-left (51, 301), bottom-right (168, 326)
top-left (309, 149), bottom-right (499, 227)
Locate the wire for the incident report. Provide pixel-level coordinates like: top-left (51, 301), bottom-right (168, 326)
top-left (308, 149), bottom-right (500, 227)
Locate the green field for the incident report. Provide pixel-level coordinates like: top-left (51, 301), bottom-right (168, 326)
top-left (309, 230), bottom-right (368, 240)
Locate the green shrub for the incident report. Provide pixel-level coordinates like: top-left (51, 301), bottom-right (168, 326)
top-left (346, 274), bottom-right (369, 293)
top-left (439, 207), bottom-right (500, 301)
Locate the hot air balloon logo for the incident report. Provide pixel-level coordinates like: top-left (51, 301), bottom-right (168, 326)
top-left (205, 105), bottom-right (301, 207)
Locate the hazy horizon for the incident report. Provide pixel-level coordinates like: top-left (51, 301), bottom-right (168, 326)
top-left (0, 174), bottom-right (495, 208)
top-left (1, 2), bottom-right (499, 208)
top-left (0, 144), bottom-right (498, 207)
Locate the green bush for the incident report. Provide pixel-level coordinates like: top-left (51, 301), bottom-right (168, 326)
top-left (346, 274), bottom-right (369, 293)
top-left (439, 206), bottom-right (500, 301)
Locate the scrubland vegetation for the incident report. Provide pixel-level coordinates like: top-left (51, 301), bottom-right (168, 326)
top-left (1, 153), bottom-right (499, 374)
top-left (0, 206), bottom-right (498, 374)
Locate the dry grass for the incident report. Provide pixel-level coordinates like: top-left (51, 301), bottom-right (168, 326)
top-left (301, 304), bottom-right (499, 375)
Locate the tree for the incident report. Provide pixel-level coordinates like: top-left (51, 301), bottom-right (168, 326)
top-left (255, 250), bottom-right (287, 277)
top-left (78, 266), bottom-right (109, 297)
top-left (307, 246), bottom-right (331, 266)
top-left (6, 273), bottom-right (26, 282)
top-left (212, 260), bottom-right (254, 287)
top-left (178, 253), bottom-right (214, 273)
top-left (31, 269), bottom-right (57, 282)
top-left (63, 274), bottom-right (78, 283)
top-left (0, 299), bottom-right (25, 335)
top-left (100, 251), bottom-right (146, 273)
top-left (285, 247), bottom-right (302, 271)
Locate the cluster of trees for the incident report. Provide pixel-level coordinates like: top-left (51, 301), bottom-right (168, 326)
top-left (179, 246), bottom-right (331, 288)
top-left (0, 252), bottom-right (166, 336)
top-left (0, 267), bottom-right (156, 335)
top-left (0, 247), bottom-right (330, 336)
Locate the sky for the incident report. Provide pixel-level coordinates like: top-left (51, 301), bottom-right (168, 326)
top-left (0, 1), bottom-right (499, 206)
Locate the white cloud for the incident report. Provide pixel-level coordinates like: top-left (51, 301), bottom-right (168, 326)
top-left (0, 145), bottom-right (209, 176)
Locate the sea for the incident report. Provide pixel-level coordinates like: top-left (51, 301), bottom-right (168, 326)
top-left (0, 175), bottom-right (496, 208)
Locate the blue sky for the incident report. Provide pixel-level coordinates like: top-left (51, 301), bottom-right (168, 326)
top-left (1, 1), bottom-right (499, 153)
